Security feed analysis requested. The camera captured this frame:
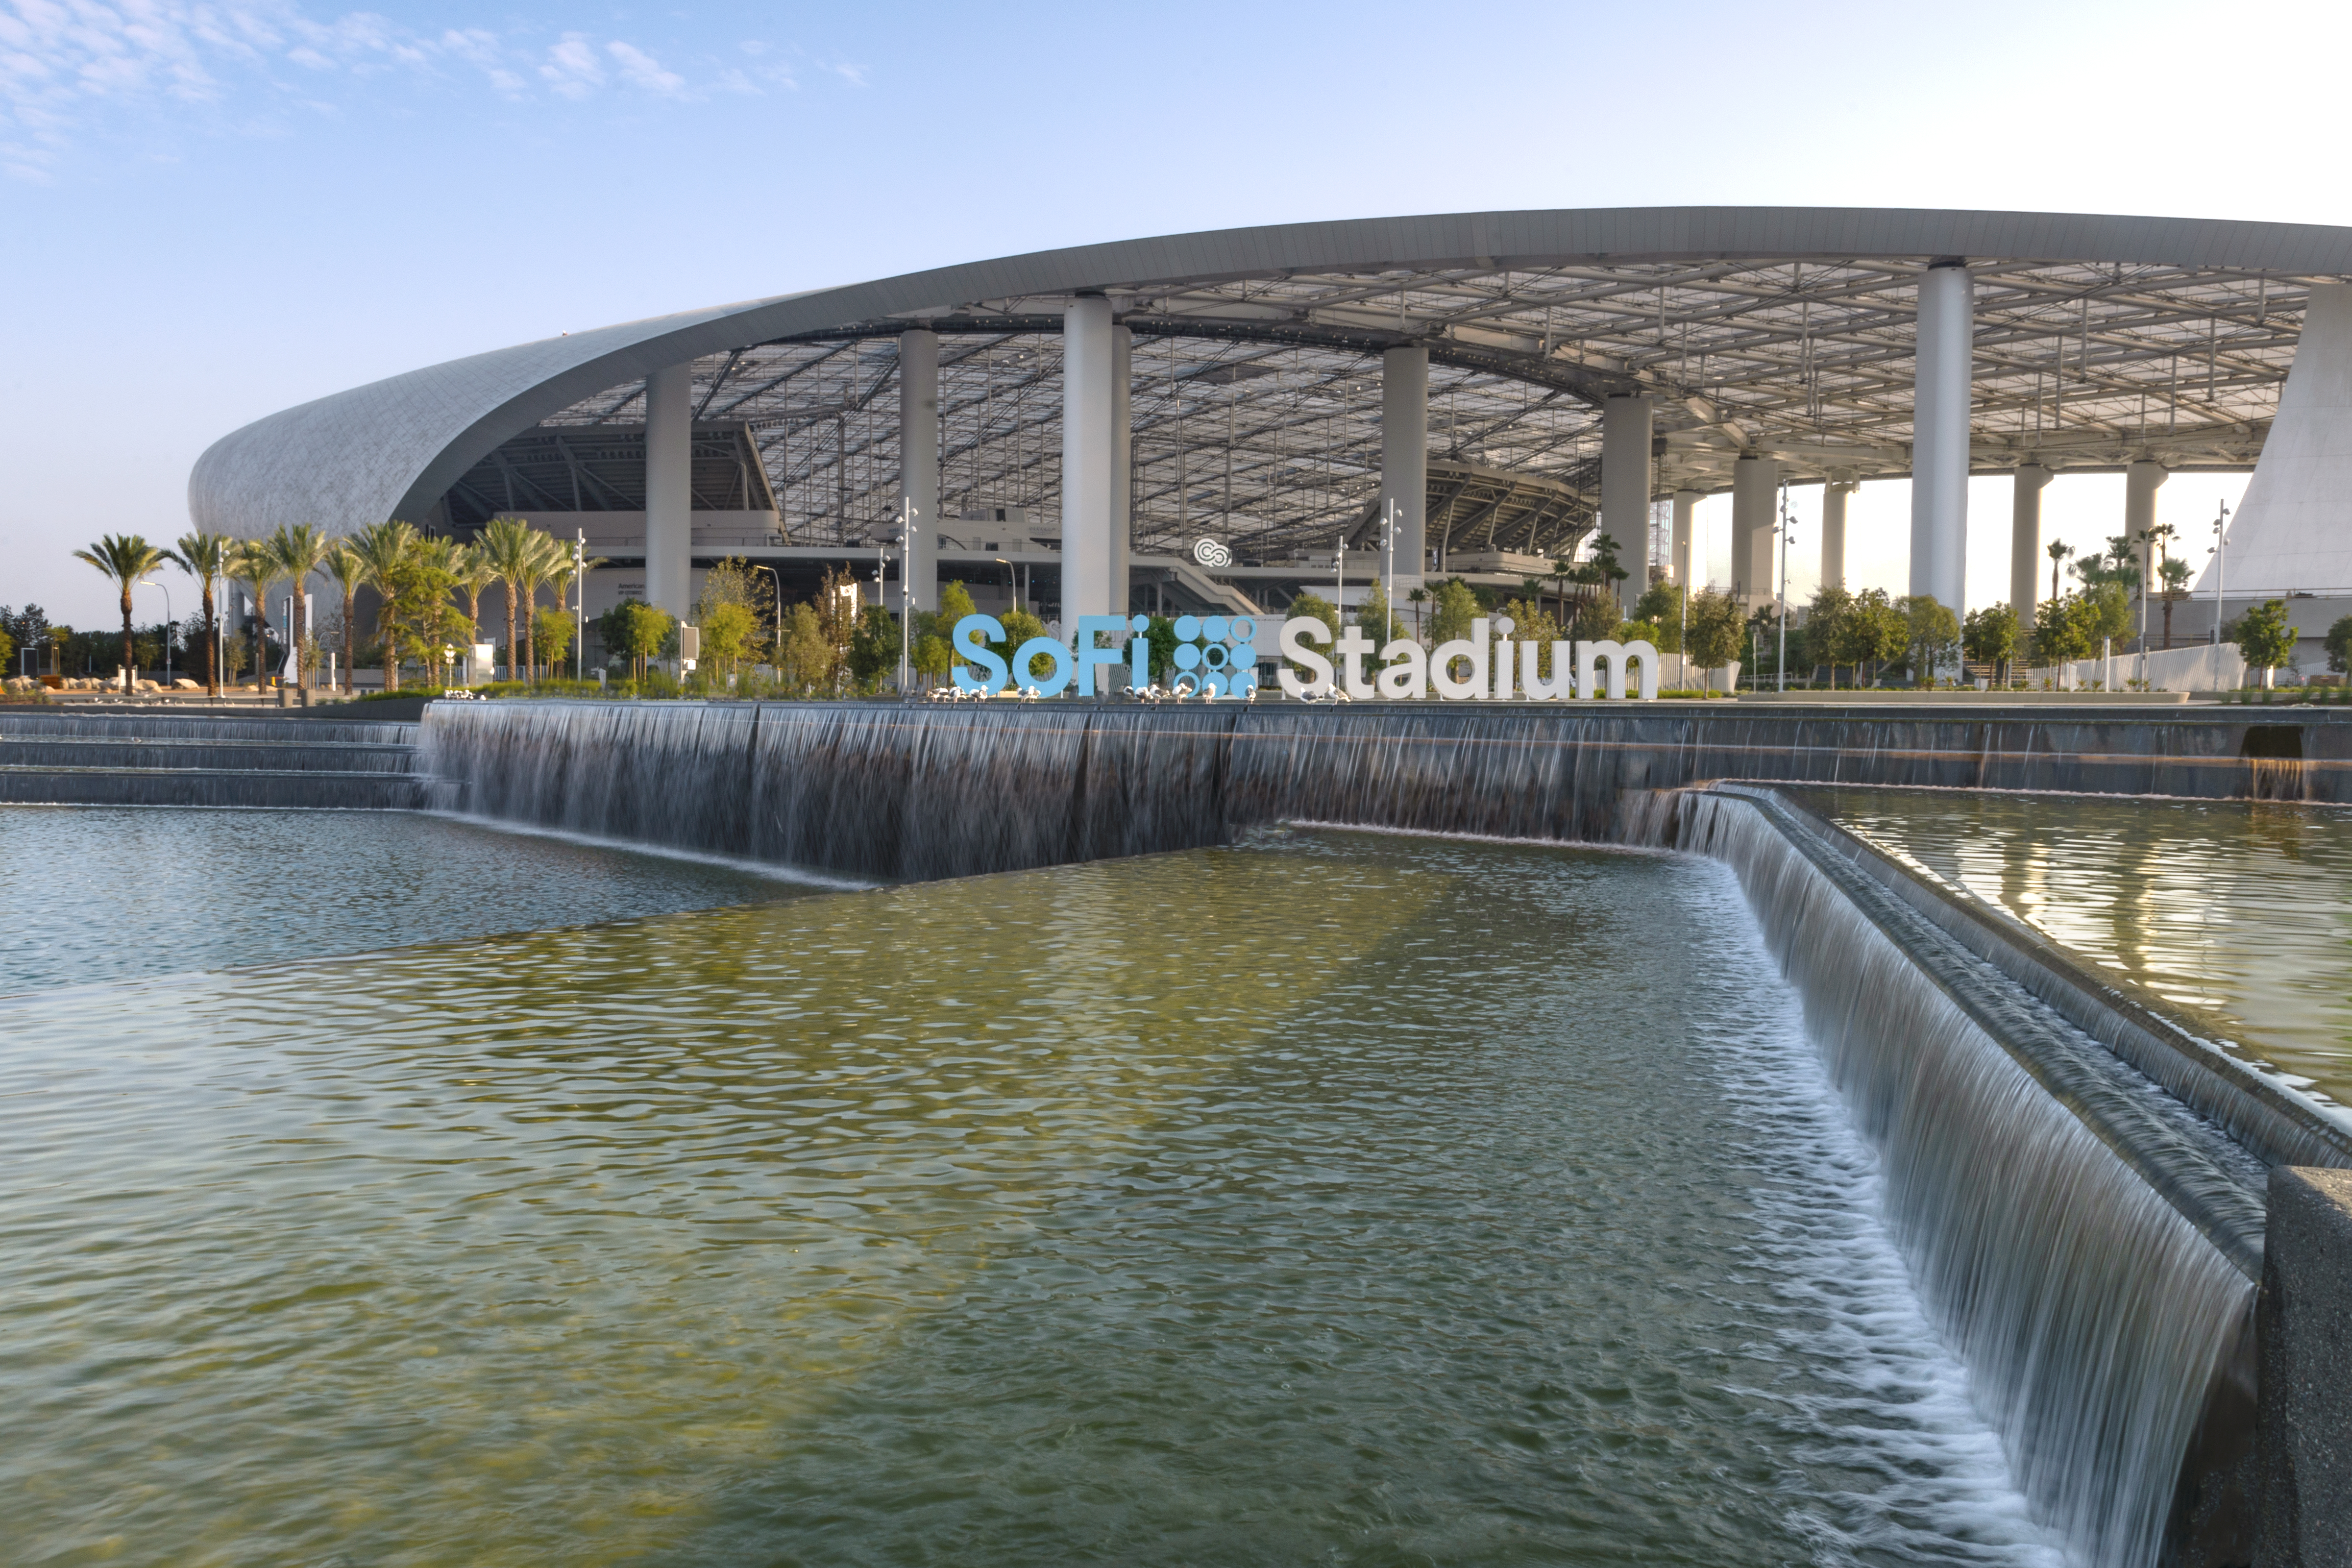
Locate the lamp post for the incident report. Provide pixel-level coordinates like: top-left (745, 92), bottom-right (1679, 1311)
top-left (1774, 486), bottom-right (1793, 693)
top-left (1382, 498), bottom-right (1399, 625)
top-left (996, 557), bottom-right (1014, 613)
top-left (574, 529), bottom-right (586, 684)
top-left (2209, 502), bottom-right (2230, 648)
top-left (899, 501), bottom-right (918, 696)
top-left (138, 579), bottom-right (172, 690)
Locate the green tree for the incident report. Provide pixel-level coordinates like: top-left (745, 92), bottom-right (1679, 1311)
top-left (1356, 583), bottom-right (1406, 648)
top-left (344, 521), bottom-right (416, 691)
top-left (2234, 598), bottom-right (2297, 687)
top-left (2325, 613), bottom-right (2352, 676)
top-left (1685, 588), bottom-right (1746, 680)
top-left (846, 605), bottom-right (899, 686)
top-left (1499, 597), bottom-right (1567, 680)
top-left (72, 533), bottom-right (169, 689)
top-left (266, 523), bottom-right (331, 687)
top-left (1629, 581), bottom-right (1685, 653)
top-left (1962, 602), bottom-right (2020, 685)
top-left (1829, 588), bottom-right (1909, 685)
top-left (2158, 558), bottom-right (2194, 649)
top-left (701, 601), bottom-right (758, 676)
top-left (598, 599), bottom-right (672, 684)
top-left (1285, 592), bottom-right (1344, 686)
top-left (938, 580), bottom-right (979, 629)
top-left (1899, 594), bottom-right (1961, 686)
top-left (534, 605), bottom-right (576, 670)
top-left (2032, 591), bottom-right (2098, 668)
top-left (911, 633), bottom-right (952, 685)
top-left (170, 531), bottom-right (235, 697)
top-left (0, 624), bottom-right (13, 675)
top-left (319, 542), bottom-right (368, 693)
top-left (1807, 586), bottom-right (1853, 686)
top-left (1137, 614), bottom-right (1180, 683)
top-left (775, 603), bottom-right (833, 690)
top-left (228, 538), bottom-right (282, 687)
top-left (2046, 539), bottom-right (2075, 603)
top-left (1424, 580), bottom-right (1477, 647)
top-left (476, 517), bottom-right (546, 681)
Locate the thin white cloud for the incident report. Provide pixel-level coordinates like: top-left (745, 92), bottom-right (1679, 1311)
top-left (0, 2), bottom-right (840, 178)
top-left (606, 39), bottom-right (679, 94)
top-left (537, 31), bottom-right (601, 97)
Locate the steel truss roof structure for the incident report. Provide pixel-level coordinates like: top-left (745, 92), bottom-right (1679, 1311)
top-left (191, 208), bottom-right (2352, 568)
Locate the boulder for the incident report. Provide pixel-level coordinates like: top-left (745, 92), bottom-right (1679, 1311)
top-left (172, 678), bottom-right (199, 690)
top-left (2, 675), bottom-right (32, 693)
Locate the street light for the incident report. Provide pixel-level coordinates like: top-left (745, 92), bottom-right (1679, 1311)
top-left (898, 500), bottom-right (918, 696)
top-left (2209, 502), bottom-right (2230, 647)
top-left (137, 578), bottom-right (172, 691)
top-left (752, 564), bottom-right (784, 677)
top-left (1773, 486), bottom-right (1794, 693)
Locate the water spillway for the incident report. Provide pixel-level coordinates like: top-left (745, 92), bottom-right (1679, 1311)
top-left (0, 710), bottom-right (428, 809)
top-left (419, 698), bottom-right (2352, 882)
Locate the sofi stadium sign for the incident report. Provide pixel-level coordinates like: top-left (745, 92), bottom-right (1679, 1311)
top-left (951, 614), bottom-right (1664, 700)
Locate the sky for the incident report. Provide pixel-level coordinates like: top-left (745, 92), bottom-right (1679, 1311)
top-left (5, 0), bottom-right (2346, 627)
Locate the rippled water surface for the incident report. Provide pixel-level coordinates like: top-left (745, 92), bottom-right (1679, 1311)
top-left (0, 806), bottom-right (820, 993)
top-left (1807, 787), bottom-right (2352, 1105)
top-left (0, 824), bottom-right (2060, 1567)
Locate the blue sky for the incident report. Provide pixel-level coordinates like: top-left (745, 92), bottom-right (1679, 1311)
top-left (5, 0), bottom-right (2345, 624)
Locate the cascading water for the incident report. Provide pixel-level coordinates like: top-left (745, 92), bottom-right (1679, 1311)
top-left (418, 698), bottom-right (2323, 1564)
top-left (1648, 788), bottom-right (2266, 1568)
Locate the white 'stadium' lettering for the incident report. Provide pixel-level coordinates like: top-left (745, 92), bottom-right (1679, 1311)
top-left (951, 615), bottom-right (1658, 699)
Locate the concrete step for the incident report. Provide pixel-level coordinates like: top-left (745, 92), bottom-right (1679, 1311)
top-left (0, 765), bottom-right (429, 809)
top-left (0, 737), bottom-right (421, 773)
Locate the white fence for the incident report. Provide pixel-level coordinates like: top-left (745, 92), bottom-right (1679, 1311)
top-left (2049, 643), bottom-right (2249, 692)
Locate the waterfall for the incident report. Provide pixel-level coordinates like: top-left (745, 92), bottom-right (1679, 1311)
top-left (420, 702), bottom-right (1236, 881)
top-left (1, 710), bottom-right (426, 809)
top-left (1651, 788), bottom-right (2265, 1568)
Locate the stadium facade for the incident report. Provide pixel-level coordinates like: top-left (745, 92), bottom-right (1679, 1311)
top-left (189, 207), bottom-right (2352, 662)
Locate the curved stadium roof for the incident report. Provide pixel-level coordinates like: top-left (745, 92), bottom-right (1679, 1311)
top-left (189, 206), bottom-right (2352, 565)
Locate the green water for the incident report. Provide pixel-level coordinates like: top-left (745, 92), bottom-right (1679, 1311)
top-left (0, 825), bottom-right (2058, 1566)
top-left (1806, 787), bottom-right (2352, 1109)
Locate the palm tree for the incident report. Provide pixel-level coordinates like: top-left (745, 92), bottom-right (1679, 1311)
top-left (170, 531), bottom-right (234, 697)
top-left (2047, 539), bottom-right (2075, 603)
top-left (346, 520), bottom-right (416, 692)
top-left (266, 524), bottom-right (332, 689)
top-left (476, 515), bottom-right (542, 682)
top-left (321, 542), bottom-right (369, 693)
top-left (229, 539), bottom-right (281, 688)
top-left (514, 530), bottom-right (569, 683)
top-left (451, 543), bottom-right (497, 682)
top-left (73, 534), bottom-right (170, 692)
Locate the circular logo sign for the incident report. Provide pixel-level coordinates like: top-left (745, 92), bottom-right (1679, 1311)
top-left (1192, 538), bottom-right (1233, 567)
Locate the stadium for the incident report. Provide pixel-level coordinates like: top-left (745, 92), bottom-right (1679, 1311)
top-left (189, 206), bottom-right (2352, 669)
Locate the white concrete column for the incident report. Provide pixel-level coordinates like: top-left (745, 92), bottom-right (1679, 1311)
top-left (644, 362), bottom-right (694, 619)
top-left (1060, 296), bottom-right (1117, 626)
top-left (1670, 489), bottom-right (1699, 588)
top-left (1381, 345), bottom-right (1429, 581)
top-left (2010, 463), bottom-right (2053, 622)
top-left (1820, 471), bottom-right (1855, 592)
top-left (1601, 394), bottom-right (1654, 615)
top-left (1731, 455), bottom-right (1778, 607)
top-left (2125, 458), bottom-right (2168, 542)
top-left (1910, 261), bottom-right (1974, 611)
top-left (898, 330), bottom-right (940, 614)
top-left (1111, 324), bottom-right (1133, 614)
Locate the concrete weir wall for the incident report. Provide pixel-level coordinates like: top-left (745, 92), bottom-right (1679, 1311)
top-left (415, 699), bottom-right (2352, 882)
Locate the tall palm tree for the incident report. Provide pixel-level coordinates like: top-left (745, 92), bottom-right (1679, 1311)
top-left (73, 534), bottom-right (170, 692)
top-left (346, 520), bottom-right (416, 692)
top-left (449, 542), bottom-right (502, 685)
top-left (321, 541), bottom-right (369, 693)
top-left (2047, 539), bottom-right (2075, 603)
top-left (267, 524), bottom-right (332, 689)
top-left (475, 515), bottom-right (542, 682)
top-left (229, 539), bottom-right (281, 688)
top-left (514, 530), bottom-right (569, 683)
top-left (170, 530), bottom-right (234, 697)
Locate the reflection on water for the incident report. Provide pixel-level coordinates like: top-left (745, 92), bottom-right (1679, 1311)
top-left (1809, 787), bottom-right (2352, 1105)
top-left (0, 830), bottom-right (2058, 1567)
top-left (0, 806), bottom-right (820, 994)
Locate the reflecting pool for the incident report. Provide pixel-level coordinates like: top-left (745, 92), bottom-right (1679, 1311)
top-left (1806, 787), bottom-right (2352, 1107)
top-left (0, 822), bottom-right (2058, 1566)
top-left (0, 806), bottom-right (827, 994)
